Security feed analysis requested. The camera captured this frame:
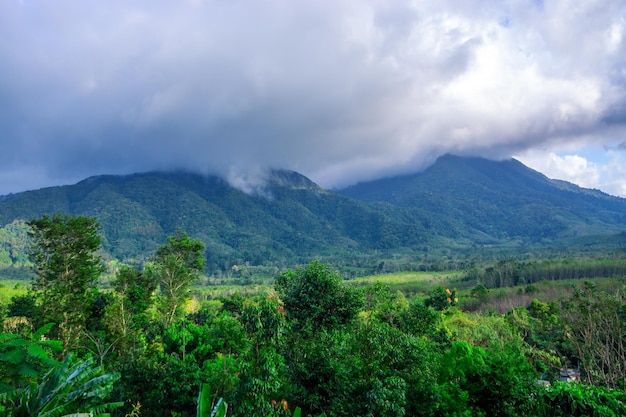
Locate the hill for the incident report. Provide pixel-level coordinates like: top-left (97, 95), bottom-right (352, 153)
top-left (1, 155), bottom-right (625, 275)
top-left (0, 170), bottom-right (427, 274)
top-left (338, 155), bottom-right (626, 244)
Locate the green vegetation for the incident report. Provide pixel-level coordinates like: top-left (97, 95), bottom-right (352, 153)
top-left (1, 156), bottom-right (626, 278)
top-left (0, 281), bottom-right (28, 307)
top-left (2, 213), bottom-right (626, 416)
top-left (1, 354), bottom-right (122, 417)
top-left (27, 214), bottom-right (105, 353)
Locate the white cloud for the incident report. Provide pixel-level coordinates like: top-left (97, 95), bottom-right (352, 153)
top-left (0, 0), bottom-right (625, 194)
top-left (517, 147), bottom-right (626, 197)
top-left (517, 151), bottom-right (599, 186)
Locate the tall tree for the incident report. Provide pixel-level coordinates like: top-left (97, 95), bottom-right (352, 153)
top-left (275, 260), bottom-right (363, 335)
top-left (148, 231), bottom-right (205, 327)
top-left (561, 281), bottom-right (626, 388)
top-left (109, 265), bottom-right (157, 338)
top-left (27, 214), bottom-right (104, 353)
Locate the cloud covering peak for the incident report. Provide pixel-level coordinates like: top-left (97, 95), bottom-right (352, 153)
top-left (1, 0), bottom-right (625, 195)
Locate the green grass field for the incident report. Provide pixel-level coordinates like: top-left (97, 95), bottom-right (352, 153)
top-left (0, 280), bottom-right (29, 306)
top-left (3, 268), bottom-right (624, 317)
top-left (346, 271), bottom-right (464, 297)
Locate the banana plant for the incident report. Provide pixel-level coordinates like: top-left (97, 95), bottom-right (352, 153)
top-left (1, 355), bottom-right (122, 417)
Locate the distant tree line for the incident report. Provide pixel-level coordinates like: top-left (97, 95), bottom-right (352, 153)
top-left (464, 256), bottom-right (626, 288)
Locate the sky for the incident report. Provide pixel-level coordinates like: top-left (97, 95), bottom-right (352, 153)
top-left (1, 0), bottom-right (626, 197)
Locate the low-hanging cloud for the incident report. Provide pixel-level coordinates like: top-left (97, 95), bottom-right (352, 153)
top-left (1, 0), bottom-right (625, 195)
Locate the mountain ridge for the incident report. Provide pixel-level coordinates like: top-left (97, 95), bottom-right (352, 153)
top-left (1, 155), bottom-right (625, 274)
top-left (338, 155), bottom-right (625, 240)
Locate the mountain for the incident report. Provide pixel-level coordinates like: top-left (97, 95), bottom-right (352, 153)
top-left (0, 169), bottom-right (427, 273)
top-left (337, 154), bottom-right (626, 243)
top-left (1, 155), bottom-right (625, 275)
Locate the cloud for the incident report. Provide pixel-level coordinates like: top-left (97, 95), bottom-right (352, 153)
top-left (517, 148), bottom-right (626, 197)
top-left (0, 0), bottom-right (625, 195)
top-left (517, 151), bottom-right (601, 188)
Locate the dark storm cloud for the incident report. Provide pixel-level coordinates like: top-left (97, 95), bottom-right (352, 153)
top-left (1, 0), bottom-right (625, 195)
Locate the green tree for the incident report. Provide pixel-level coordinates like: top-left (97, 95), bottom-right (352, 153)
top-left (561, 282), bottom-right (626, 388)
top-left (0, 219), bottom-right (31, 267)
top-left (6, 294), bottom-right (41, 328)
top-left (27, 214), bottom-right (105, 353)
top-left (148, 231), bottom-right (205, 327)
top-left (106, 265), bottom-right (158, 351)
top-left (399, 299), bottom-right (442, 341)
top-left (363, 283), bottom-right (408, 326)
top-left (275, 260), bottom-right (363, 335)
top-left (438, 340), bottom-right (536, 417)
top-left (424, 286), bottom-right (458, 311)
top-left (233, 293), bottom-right (287, 416)
top-left (113, 309), bottom-right (250, 417)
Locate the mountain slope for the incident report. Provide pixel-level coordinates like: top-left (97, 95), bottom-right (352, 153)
top-left (0, 170), bottom-right (427, 271)
top-left (337, 155), bottom-right (626, 243)
top-left (1, 155), bottom-right (625, 274)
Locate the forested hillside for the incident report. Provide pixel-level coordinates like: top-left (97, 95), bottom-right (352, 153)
top-left (0, 170), bottom-right (427, 274)
top-left (0, 155), bottom-right (625, 276)
top-left (338, 155), bottom-right (626, 242)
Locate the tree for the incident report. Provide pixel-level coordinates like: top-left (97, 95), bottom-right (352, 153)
top-left (275, 260), bottom-right (363, 335)
top-left (27, 214), bottom-right (105, 353)
top-left (6, 294), bottom-right (41, 328)
top-left (108, 265), bottom-right (157, 340)
top-left (438, 341), bottom-right (537, 417)
top-left (561, 282), bottom-right (626, 388)
top-left (148, 231), bottom-right (205, 327)
top-left (233, 293), bottom-right (287, 416)
top-left (424, 286), bottom-right (458, 311)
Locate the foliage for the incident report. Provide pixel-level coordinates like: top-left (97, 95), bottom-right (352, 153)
top-left (105, 265), bottom-right (158, 355)
top-left (6, 294), bottom-right (41, 325)
top-left (198, 390), bottom-right (226, 417)
top-left (464, 256), bottom-right (626, 289)
top-left (1, 355), bottom-right (122, 417)
top-left (0, 323), bottom-right (62, 392)
top-left (504, 305), bottom-right (564, 375)
top-left (362, 282), bottom-right (408, 325)
top-left (438, 340), bottom-right (537, 417)
top-left (112, 266), bottom-right (157, 322)
top-left (6, 246), bottom-right (626, 417)
top-left (425, 286), bottom-right (458, 311)
top-left (27, 214), bottom-right (105, 352)
top-left (532, 381), bottom-right (626, 417)
top-left (0, 220), bottom-right (30, 267)
top-left (398, 299), bottom-right (444, 342)
top-left (275, 260), bottom-right (364, 334)
top-left (233, 293), bottom-right (288, 416)
top-left (560, 281), bottom-right (626, 388)
top-left (282, 329), bottom-right (358, 416)
top-left (149, 231), bottom-right (205, 327)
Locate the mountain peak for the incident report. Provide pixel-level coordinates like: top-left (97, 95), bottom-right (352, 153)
top-left (267, 169), bottom-right (325, 192)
